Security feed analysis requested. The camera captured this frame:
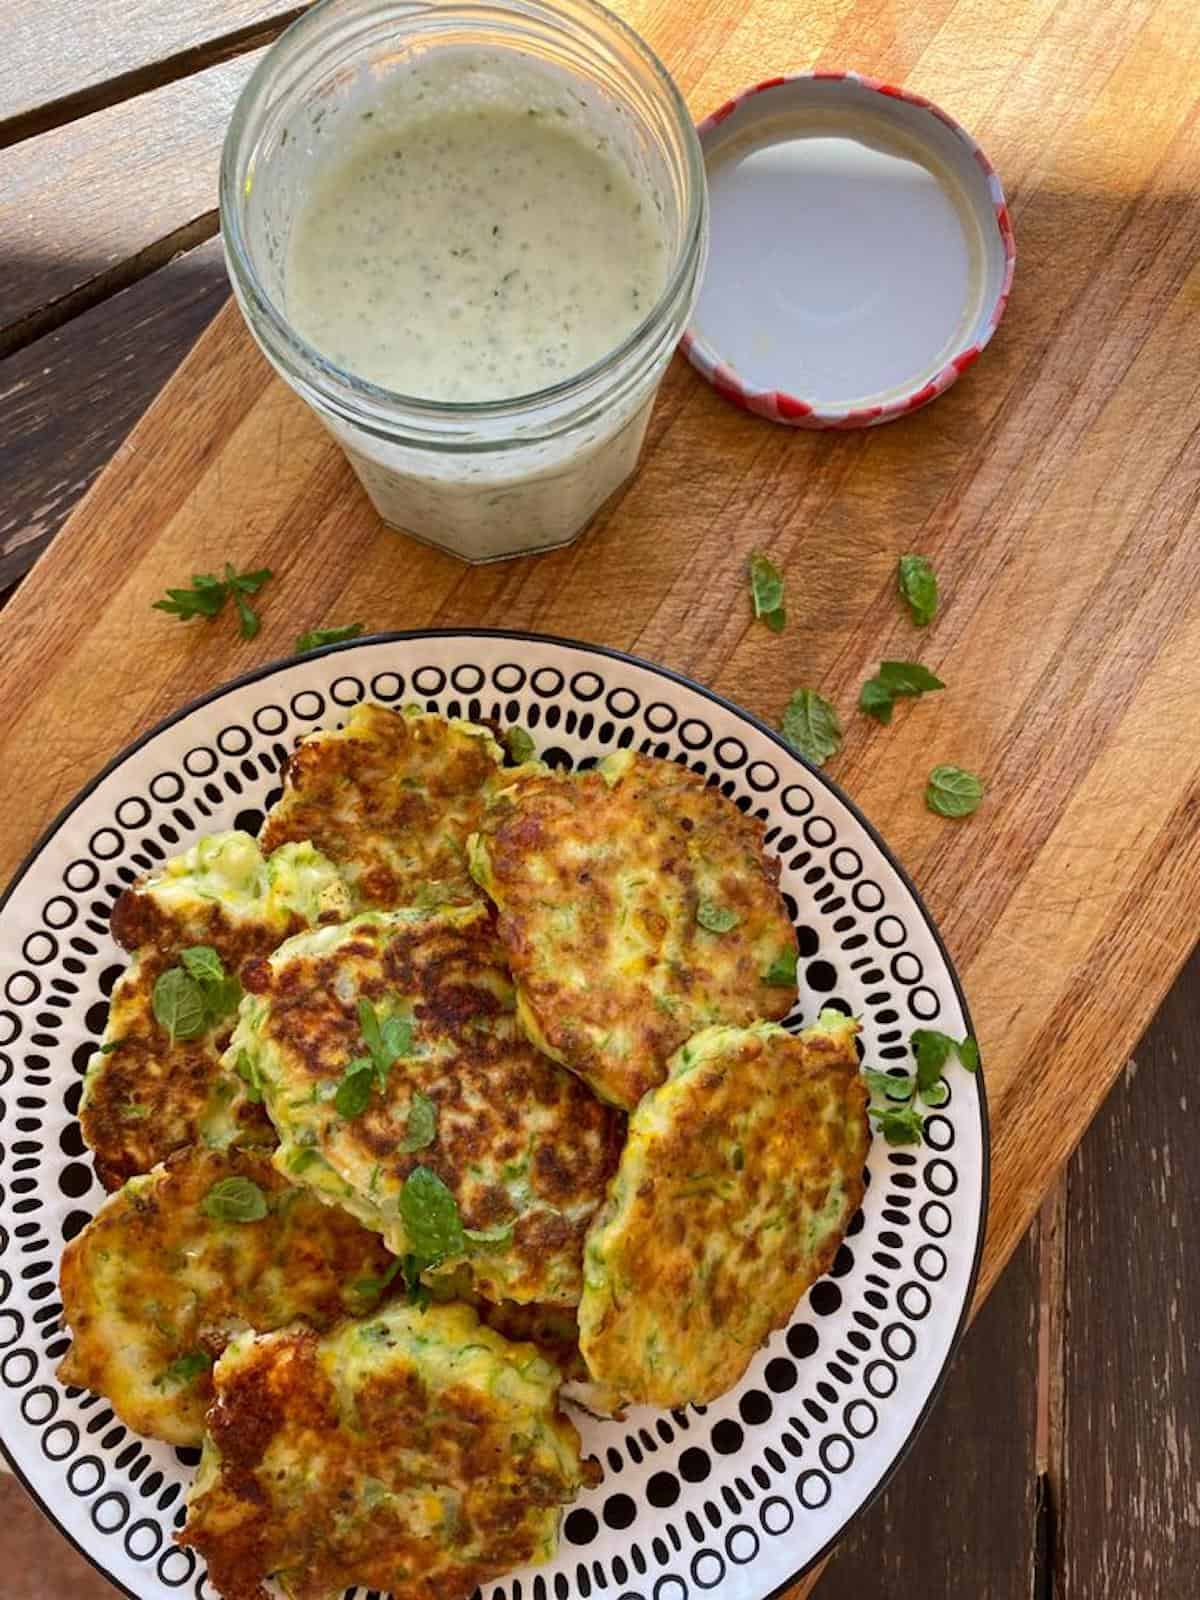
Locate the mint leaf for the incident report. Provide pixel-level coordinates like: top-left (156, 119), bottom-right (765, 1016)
top-left (878, 661), bottom-right (945, 696)
top-left (400, 1167), bottom-right (465, 1270)
top-left (504, 726), bottom-right (536, 764)
top-left (152, 968), bottom-right (207, 1045)
top-left (780, 689), bottom-right (842, 768)
top-left (697, 899), bottom-right (739, 934)
top-left (859, 678), bottom-right (895, 724)
top-left (201, 1176), bottom-right (268, 1223)
top-left (180, 946), bottom-right (224, 985)
top-left (400, 1091), bottom-right (438, 1154)
top-left (335, 1058), bottom-right (375, 1120)
top-left (748, 552), bottom-right (786, 633)
top-left (926, 765), bottom-right (985, 818)
top-left (898, 554), bottom-right (938, 627)
top-left (763, 948), bottom-right (797, 986)
top-left (357, 997), bottom-right (384, 1062)
top-left (296, 622), bottom-right (364, 654)
top-left (379, 1016), bottom-right (413, 1068)
top-left (155, 1350), bottom-right (212, 1389)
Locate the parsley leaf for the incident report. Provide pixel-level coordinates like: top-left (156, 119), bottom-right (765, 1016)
top-left (399, 1167), bottom-right (465, 1281)
top-left (748, 552), bottom-right (786, 633)
top-left (926, 764), bottom-right (985, 818)
top-left (863, 1068), bottom-right (916, 1103)
top-left (877, 1106), bottom-right (926, 1145)
top-left (780, 689), bottom-right (842, 767)
top-left (898, 554), bottom-right (938, 627)
top-left (504, 726), bottom-right (536, 764)
top-left (201, 1176), bottom-right (268, 1223)
top-left (155, 1350), bottom-right (212, 1389)
top-left (152, 564), bottom-right (272, 637)
top-left (959, 1036), bottom-right (981, 1074)
top-left (697, 899), bottom-right (739, 934)
top-left (151, 969), bottom-right (208, 1045)
top-left (400, 1091), bottom-right (438, 1154)
top-left (295, 622), bottom-right (365, 654)
top-left (912, 1028), bottom-right (953, 1096)
top-left (763, 948), bottom-right (797, 986)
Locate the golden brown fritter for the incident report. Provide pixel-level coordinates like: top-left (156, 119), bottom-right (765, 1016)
top-left (230, 904), bottom-right (623, 1304)
top-left (80, 833), bottom-right (350, 1189)
top-left (259, 702), bottom-right (506, 909)
top-left (469, 749), bottom-right (798, 1110)
top-left (578, 1014), bottom-right (870, 1407)
top-left (57, 1147), bottom-right (395, 1445)
top-left (177, 1302), bottom-right (593, 1600)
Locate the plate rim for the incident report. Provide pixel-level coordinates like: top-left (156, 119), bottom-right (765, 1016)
top-left (0, 626), bottom-right (990, 1600)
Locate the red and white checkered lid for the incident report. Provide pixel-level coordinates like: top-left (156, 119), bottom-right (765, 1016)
top-left (681, 71), bottom-right (1015, 428)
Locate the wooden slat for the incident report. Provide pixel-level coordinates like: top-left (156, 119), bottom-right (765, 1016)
top-left (0, 237), bottom-right (228, 591)
top-left (0, 1), bottom-right (302, 141)
top-left (818, 1232), bottom-right (1041, 1599)
top-left (1058, 948), bottom-right (1200, 1594)
top-left (0, 52), bottom-right (260, 345)
top-left (0, 1475), bottom-right (118, 1598)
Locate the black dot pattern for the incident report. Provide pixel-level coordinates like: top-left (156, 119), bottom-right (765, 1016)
top-left (0, 636), bottom-right (982, 1600)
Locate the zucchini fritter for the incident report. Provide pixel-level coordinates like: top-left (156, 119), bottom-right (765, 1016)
top-left (230, 904), bottom-right (623, 1304)
top-left (469, 749), bottom-right (798, 1109)
top-left (578, 1013), bottom-right (870, 1406)
top-left (80, 833), bottom-right (351, 1189)
top-left (178, 1302), bottom-right (593, 1600)
top-left (57, 1147), bottom-right (394, 1445)
top-left (259, 701), bottom-right (506, 909)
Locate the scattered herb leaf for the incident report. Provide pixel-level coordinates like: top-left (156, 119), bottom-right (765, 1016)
top-left (959, 1036), bottom-right (981, 1074)
top-left (898, 554), bottom-right (939, 627)
top-left (400, 1091), bottom-right (438, 1154)
top-left (201, 1176), bottom-right (268, 1223)
top-left (151, 968), bottom-right (208, 1045)
top-left (348, 1256), bottom-right (404, 1307)
top-left (335, 1059), bottom-right (376, 1121)
top-left (763, 949), bottom-right (797, 986)
top-left (504, 726), bottom-right (536, 764)
top-left (780, 689), bottom-right (843, 767)
top-left (98, 1039), bottom-right (124, 1055)
top-left (926, 764), bottom-right (985, 818)
top-left (180, 946), bottom-right (224, 985)
top-left (863, 1068), bottom-right (916, 1103)
top-left (399, 1167), bottom-right (465, 1288)
top-left (878, 660), bottom-right (945, 696)
top-left (859, 678), bottom-right (895, 724)
top-left (295, 623), bottom-right (365, 654)
top-left (877, 1106), bottom-right (926, 1145)
top-left (697, 899), bottom-right (740, 934)
top-left (912, 1028), bottom-right (954, 1096)
top-left (152, 564), bottom-right (272, 638)
top-left (234, 1048), bottom-right (264, 1105)
top-left (748, 551), bottom-right (786, 633)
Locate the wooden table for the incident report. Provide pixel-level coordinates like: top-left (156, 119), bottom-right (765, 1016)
top-left (3, 2), bottom-right (1199, 1595)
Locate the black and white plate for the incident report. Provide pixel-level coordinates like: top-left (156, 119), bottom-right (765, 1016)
top-left (0, 632), bottom-right (986, 1600)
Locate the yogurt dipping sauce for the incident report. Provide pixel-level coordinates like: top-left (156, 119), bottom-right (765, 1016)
top-left (223, 12), bottom-right (706, 564)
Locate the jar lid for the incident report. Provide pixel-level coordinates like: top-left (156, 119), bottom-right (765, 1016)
top-left (681, 72), bottom-right (1015, 428)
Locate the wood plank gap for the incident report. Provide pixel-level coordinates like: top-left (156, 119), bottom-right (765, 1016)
top-left (1034, 1177), bottom-right (1067, 1598)
top-left (0, 6), bottom-right (305, 150)
top-left (0, 213), bottom-right (219, 360)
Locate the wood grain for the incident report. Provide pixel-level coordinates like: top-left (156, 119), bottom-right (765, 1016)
top-left (0, 0), bottom-right (301, 142)
top-left (0, 52), bottom-right (258, 345)
top-left (1057, 949), bottom-right (1200, 1598)
top-left (3, 0), bottom-right (1200, 1319)
top-left (0, 237), bottom-right (228, 591)
top-left (818, 1231), bottom-right (1041, 1600)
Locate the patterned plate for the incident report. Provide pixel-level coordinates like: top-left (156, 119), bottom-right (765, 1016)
top-left (0, 631), bottom-right (987, 1600)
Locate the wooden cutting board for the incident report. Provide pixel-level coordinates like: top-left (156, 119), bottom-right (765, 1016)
top-left (3, 0), bottom-right (1200, 1498)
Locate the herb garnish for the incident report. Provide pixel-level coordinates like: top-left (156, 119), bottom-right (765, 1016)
top-left (334, 998), bottom-right (413, 1120)
top-left (762, 949), bottom-right (797, 986)
top-left (859, 660), bottom-right (945, 724)
top-left (780, 689), bottom-right (842, 767)
top-left (926, 765), bottom-right (985, 818)
top-left (295, 623), bottom-right (364, 654)
top-left (398, 1166), bottom-right (465, 1297)
top-left (399, 1091), bottom-right (438, 1154)
top-left (201, 1176), bottom-right (268, 1223)
top-left (151, 946), bottom-right (241, 1045)
top-left (153, 564), bottom-right (272, 640)
top-left (697, 899), bottom-right (740, 934)
top-left (897, 554), bottom-right (938, 627)
top-left (748, 552), bottom-right (786, 633)
top-left (863, 1028), bottom-right (980, 1145)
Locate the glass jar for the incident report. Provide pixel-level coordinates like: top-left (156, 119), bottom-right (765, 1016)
top-left (220, 0), bottom-right (708, 563)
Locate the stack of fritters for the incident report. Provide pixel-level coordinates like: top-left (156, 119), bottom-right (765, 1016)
top-left (58, 701), bottom-right (870, 1600)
